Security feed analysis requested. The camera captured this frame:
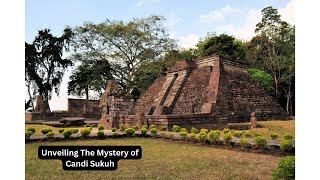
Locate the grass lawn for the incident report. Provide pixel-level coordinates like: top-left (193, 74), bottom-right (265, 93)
top-left (26, 138), bottom-right (281, 179)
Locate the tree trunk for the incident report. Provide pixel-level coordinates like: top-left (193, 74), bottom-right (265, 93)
top-left (274, 75), bottom-right (278, 101)
top-left (85, 87), bottom-right (89, 100)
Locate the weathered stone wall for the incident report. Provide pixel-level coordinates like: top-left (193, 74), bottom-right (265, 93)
top-left (25, 112), bottom-right (100, 122)
top-left (68, 98), bottom-right (101, 114)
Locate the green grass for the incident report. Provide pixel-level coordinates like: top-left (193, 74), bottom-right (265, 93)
top-left (26, 138), bottom-right (281, 179)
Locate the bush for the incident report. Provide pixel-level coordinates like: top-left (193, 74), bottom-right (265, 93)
top-left (47, 132), bottom-right (54, 138)
top-left (197, 131), bottom-right (208, 143)
top-left (223, 128), bottom-right (230, 134)
top-left (244, 132), bottom-right (252, 138)
top-left (80, 128), bottom-right (91, 137)
top-left (150, 124), bottom-right (157, 130)
top-left (141, 125), bottom-right (148, 129)
top-left (255, 136), bottom-right (267, 149)
top-left (160, 131), bottom-right (166, 138)
top-left (179, 131), bottom-right (188, 140)
top-left (270, 133), bottom-right (279, 140)
top-left (254, 132), bottom-right (263, 137)
top-left (207, 130), bottom-right (220, 144)
top-left (111, 132), bottom-right (118, 138)
top-left (211, 130), bottom-right (220, 136)
top-left (280, 140), bottom-right (294, 153)
top-left (132, 125), bottom-right (138, 131)
top-left (191, 127), bottom-right (198, 133)
top-left (97, 130), bottom-right (105, 138)
top-left (63, 129), bottom-right (72, 139)
top-left (233, 131), bottom-right (243, 138)
top-left (98, 125), bottom-right (104, 131)
top-left (272, 156), bottom-right (295, 180)
top-left (223, 133), bottom-right (232, 145)
top-left (172, 125), bottom-right (181, 132)
top-left (150, 128), bottom-right (157, 136)
top-left (41, 128), bottom-right (52, 134)
top-left (284, 134), bottom-right (294, 140)
top-left (25, 131), bottom-right (33, 139)
top-left (120, 124), bottom-right (126, 131)
top-left (27, 127), bottom-right (36, 134)
top-left (180, 128), bottom-right (188, 133)
top-left (188, 133), bottom-right (196, 142)
top-left (160, 126), bottom-right (167, 131)
top-left (70, 128), bottom-right (79, 134)
top-left (125, 128), bottom-right (135, 137)
top-left (140, 127), bottom-right (147, 136)
top-left (238, 138), bottom-right (250, 148)
top-left (111, 127), bottom-right (116, 132)
top-left (169, 133), bottom-right (175, 139)
top-left (200, 128), bottom-right (209, 134)
top-left (58, 128), bottom-right (64, 134)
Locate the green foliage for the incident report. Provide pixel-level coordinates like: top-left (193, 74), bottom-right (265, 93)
top-left (98, 125), bottom-right (104, 131)
top-left (25, 131), bottom-right (33, 139)
top-left (160, 131), bottom-right (166, 138)
top-left (58, 128), bottom-right (64, 134)
top-left (169, 133), bottom-right (175, 139)
top-left (63, 129), bottom-right (72, 139)
top-left (254, 132), bottom-right (263, 137)
top-left (223, 133), bottom-right (232, 145)
top-left (97, 130), bottom-right (105, 138)
top-left (180, 128), bottom-right (188, 133)
top-left (47, 132), bottom-right (54, 138)
top-left (244, 132), bottom-right (252, 138)
top-left (111, 132), bottom-right (118, 138)
top-left (111, 127), bottom-right (116, 132)
top-left (248, 68), bottom-right (274, 94)
top-left (125, 128), bottom-right (135, 137)
top-left (238, 138), bottom-right (250, 148)
top-left (172, 125), bottom-right (181, 132)
top-left (141, 125), bottom-right (148, 129)
top-left (132, 125), bottom-right (138, 131)
top-left (284, 134), bottom-right (294, 140)
top-left (188, 133), bottom-right (196, 142)
top-left (150, 128), bottom-right (158, 136)
top-left (280, 140), bottom-right (294, 153)
top-left (179, 131), bottom-right (188, 140)
top-left (160, 126), bottom-right (167, 131)
top-left (233, 131), bottom-right (243, 138)
top-left (140, 128), bottom-right (148, 136)
top-left (208, 130), bottom-right (220, 144)
top-left (80, 128), bottom-right (91, 137)
top-left (27, 127), bottom-right (36, 134)
top-left (254, 136), bottom-right (267, 149)
top-left (197, 131), bottom-right (208, 143)
top-left (272, 156), bottom-right (295, 180)
top-left (150, 125), bottom-right (157, 130)
top-left (70, 128), bottom-right (79, 134)
top-left (270, 133), bottom-right (279, 140)
top-left (200, 128), bottom-right (209, 134)
top-left (191, 127), bottom-right (198, 133)
top-left (41, 128), bottom-right (52, 134)
top-left (120, 124), bottom-right (126, 131)
top-left (223, 128), bottom-right (230, 134)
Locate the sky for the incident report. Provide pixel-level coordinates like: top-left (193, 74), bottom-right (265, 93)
top-left (25, 0), bottom-right (295, 110)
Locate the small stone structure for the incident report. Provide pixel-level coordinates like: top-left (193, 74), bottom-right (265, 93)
top-left (59, 117), bottom-right (86, 126)
top-left (250, 112), bottom-right (257, 129)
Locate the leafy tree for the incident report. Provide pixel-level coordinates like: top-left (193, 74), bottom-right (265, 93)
top-left (68, 60), bottom-right (113, 99)
top-left (248, 68), bottom-right (274, 94)
top-left (25, 28), bottom-right (74, 112)
top-left (70, 15), bottom-right (176, 92)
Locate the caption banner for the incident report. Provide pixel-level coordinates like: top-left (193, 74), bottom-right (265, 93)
top-left (38, 146), bottom-right (142, 170)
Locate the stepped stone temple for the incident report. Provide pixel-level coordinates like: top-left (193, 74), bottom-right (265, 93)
top-left (99, 55), bottom-right (288, 130)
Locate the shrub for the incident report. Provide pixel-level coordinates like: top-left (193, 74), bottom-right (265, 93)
top-left (41, 128), bottom-right (52, 134)
top-left (223, 133), bottom-right (232, 145)
top-left (97, 131), bottom-right (105, 138)
top-left (272, 156), bottom-right (295, 180)
top-left (140, 127), bottom-right (147, 136)
top-left (233, 131), bottom-right (243, 138)
top-left (207, 130), bottom-right (220, 144)
top-left (111, 132), bottom-right (118, 138)
top-left (197, 131), bottom-right (208, 143)
top-left (238, 138), bottom-right (250, 148)
top-left (87, 127), bottom-right (93, 131)
top-left (280, 140), bottom-right (294, 153)
top-left (150, 124), bottom-right (157, 130)
top-left (47, 132), bottom-right (54, 138)
top-left (27, 127), bottom-right (36, 134)
top-left (191, 127), bottom-right (198, 133)
top-left (270, 133), bottom-right (279, 140)
top-left (25, 131), bottom-right (33, 139)
top-left (200, 128), bottom-right (209, 134)
top-left (98, 125), bottom-right (104, 131)
top-left (58, 128), bottom-right (64, 134)
top-left (160, 131), bottom-right (166, 138)
top-left (132, 125), bottom-right (138, 131)
top-left (254, 132), bottom-right (263, 137)
top-left (160, 126), bottom-right (167, 131)
top-left (111, 127), bottom-right (116, 132)
top-left (80, 128), bottom-right (91, 137)
top-left (70, 128), bottom-right (79, 134)
top-left (125, 128), bottom-right (135, 137)
top-left (211, 130), bottom-right (220, 136)
top-left (284, 134), bottom-right (294, 140)
top-left (179, 131), bottom-right (188, 140)
top-left (169, 133), bottom-right (175, 139)
top-left (223, 128), bottom-right (230, 134)
top-left (141, 125), bottom-right (148, 129)
top-left (172, 125), bottom-right (181, 132)
top-left (150, 128), bottom-right (157, 136)
top-left (180, 128), bottom-right (188, 133)
top-left (120, 124), bottom-right (126, 131)
top-left (188, 133), bottom-right (196, 142)
top-left (255, 136), bottom-right (267, 149)
top-left (244, 132), bottom-right (252, 138)
top-left (63, 129), bottom-right (72, 139)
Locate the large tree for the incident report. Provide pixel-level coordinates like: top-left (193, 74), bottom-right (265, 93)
top-left (25, 28), bottom-right (74, 112)
top-left (70, 15), bottom-right (176, 92)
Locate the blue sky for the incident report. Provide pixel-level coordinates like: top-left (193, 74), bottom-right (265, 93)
top-left (25, 0), bottom-right (294, 110)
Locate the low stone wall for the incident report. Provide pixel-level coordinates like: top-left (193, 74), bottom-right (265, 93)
top-left (25, 112), bottom-right (101, 122)
top-left (68, 98), bottom-right (101, 114)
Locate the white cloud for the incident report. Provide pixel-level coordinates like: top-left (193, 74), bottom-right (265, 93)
top-left (135, 1), bottom-right (144, 7)
top-left (278, 0), bottom-right (295, 25)
top-left (200, 5), bottom-right (240, 23)
top-left (179, 34), bottom-right (199, 49)
top-left (165, 12), bottom-right (182, 28)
